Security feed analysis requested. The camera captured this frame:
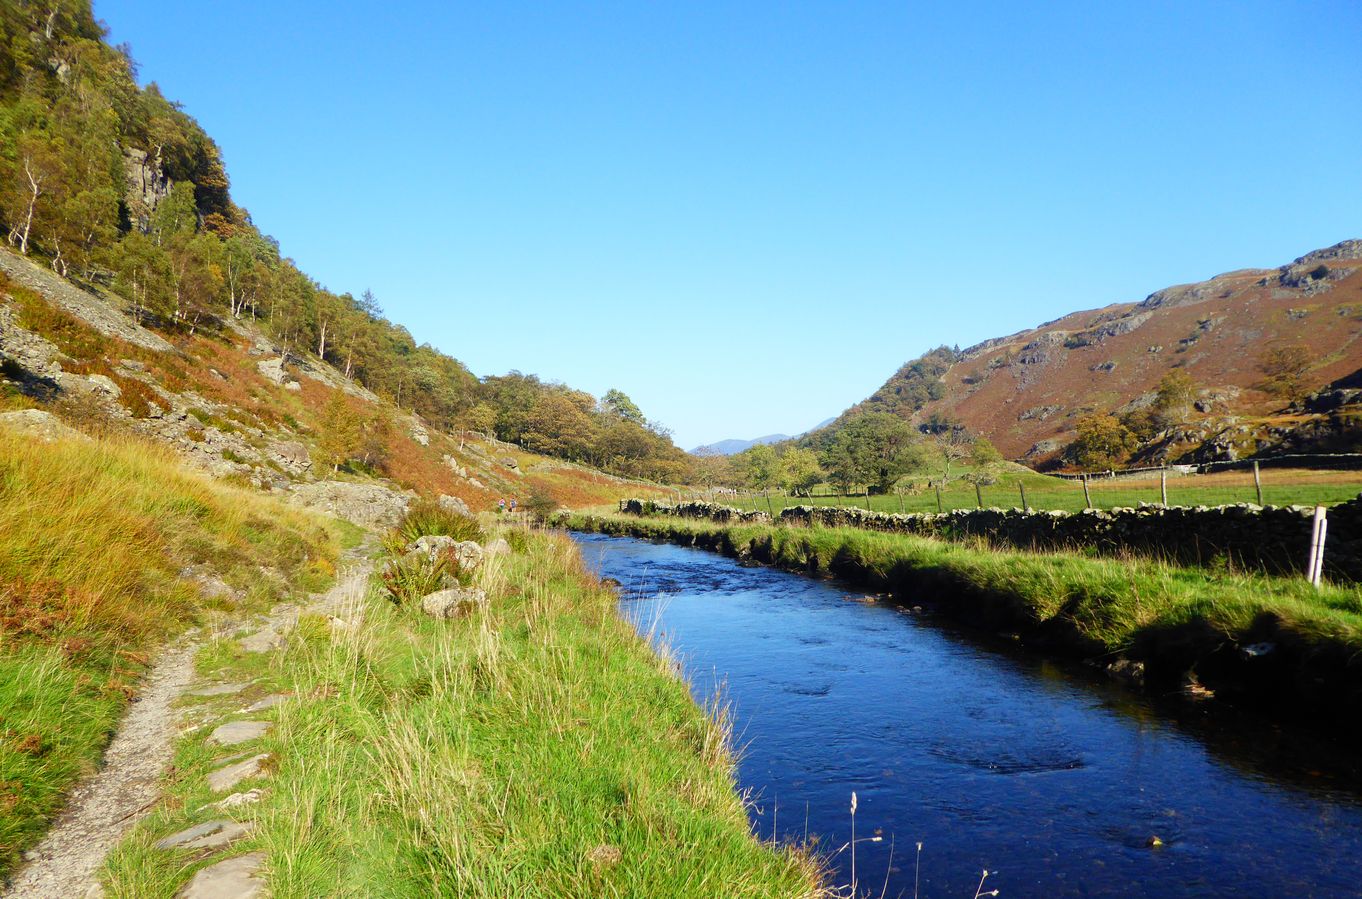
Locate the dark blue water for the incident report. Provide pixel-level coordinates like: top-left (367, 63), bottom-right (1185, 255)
top-left (572, 532), bottom-right (1362, 898)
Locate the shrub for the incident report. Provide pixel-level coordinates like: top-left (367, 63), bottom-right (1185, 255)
top-left (380, 551), bottom-right (455, 605)
top-left (395, 499), bottom-right (483, 545)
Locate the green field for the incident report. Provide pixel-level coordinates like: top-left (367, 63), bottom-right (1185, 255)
top-left (716, 467), bottom-right (1362, 516)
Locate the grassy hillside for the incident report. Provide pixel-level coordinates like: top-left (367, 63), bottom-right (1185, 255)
top-left (0, 429), bottom-right (342, 876)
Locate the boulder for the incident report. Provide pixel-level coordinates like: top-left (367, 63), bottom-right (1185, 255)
top-left (0, 409), bottom-right (86, 443)
top-left (438, 493), bottom-right (470, 515)
top-left (267, 440), bottom-right (312, 475)
top-left (420, 587), bottom-right (488, 619)
top-left (483, 537), bottom-right (512, 557)
top-left (452, 540), bottom-right (484, 571)
top-left (410, 535), bottom-right (457, 558)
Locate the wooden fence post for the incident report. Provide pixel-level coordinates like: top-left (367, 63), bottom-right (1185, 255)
top-left (1253, 461), bottom-right (1263, 505)
top-left (1082, 475), bottom-right (1092, 510)
top-left (1019, 482), bottom-right (1028, 511)
top-left (935, 486), bottom-right (943, 514)
top-left (975, 481), bottom-right (983, 509)
top-left (1160, 470), bottom-right (1168, 507)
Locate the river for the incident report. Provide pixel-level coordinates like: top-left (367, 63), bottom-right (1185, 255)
top-left (572, 532), bottom-right (1362, 897)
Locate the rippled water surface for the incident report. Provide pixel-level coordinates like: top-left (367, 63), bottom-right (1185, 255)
top-left (572, 532), bottom-right (1362, 897)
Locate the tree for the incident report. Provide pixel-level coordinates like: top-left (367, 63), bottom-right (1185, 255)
top-left (970, 437), bottom-right (1002, 468)
top-left (821, 413), bottom-right (921, 494)
top-left (461, 403), bottom-right (498, 441)
top-left (1153, 369), bottom-right (1196, 425)
top-left (780, 447), bottom-right (824, 496)
top-left (1067, 413), bottom-right (1136, 470)
top-left (316, 391), bottom-right (363, 472)
top-left (1257, 344), bottom-right (1313, 403)
top-left (737, 444), bottom-right (779, 491)
top-left (601, 388), bottom-right (645, 424)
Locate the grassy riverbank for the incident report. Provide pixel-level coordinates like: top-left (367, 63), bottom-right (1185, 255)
top-left (100, 529), bottom-right (823, 897)
top-left (571, 511), bottom-right (1362, 730)
top-left (0, 431), bottom-right (340, 878)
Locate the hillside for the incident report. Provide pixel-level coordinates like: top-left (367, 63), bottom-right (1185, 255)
top-left (0, 3), bottom-right (691, 495)
top-left (839, 241), bottom-right (1362, 467)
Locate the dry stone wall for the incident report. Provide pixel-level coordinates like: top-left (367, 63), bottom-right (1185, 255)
top-left (620, 496), bottom-right (1362, 582)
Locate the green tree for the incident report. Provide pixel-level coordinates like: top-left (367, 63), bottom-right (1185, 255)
top-left (601, 388), bottom-right (645, 424)
top-left (779, 446), bottom-right (823, 496)
top-left (736, 444), bottom-right (779, 491)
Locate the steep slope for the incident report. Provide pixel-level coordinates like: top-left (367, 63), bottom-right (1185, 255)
top-left (0, 246), bottom-right (664, 516)
top-left (842, 241), bottom-right (1362, 465)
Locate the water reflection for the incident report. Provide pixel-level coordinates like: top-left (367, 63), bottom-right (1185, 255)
top-left (573, 532), bottom-right (1362, 897)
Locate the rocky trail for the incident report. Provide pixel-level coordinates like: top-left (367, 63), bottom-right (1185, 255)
top-left (2, 559), bottom-right (374, 899)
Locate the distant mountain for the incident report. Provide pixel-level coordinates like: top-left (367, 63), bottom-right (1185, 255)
top-left (691, 434), bottom-right (790, 456)
top-left (693, 418), bottom-right (837, 455)
top-left (830, 240), bottom-right (1362, 466)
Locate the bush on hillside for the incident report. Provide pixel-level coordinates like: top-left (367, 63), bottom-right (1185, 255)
top-left (395, 499), bottom-right (484, 545)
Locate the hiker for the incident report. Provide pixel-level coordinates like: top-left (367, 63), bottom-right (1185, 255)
top-left (497, 498), bottom-right (506, 513)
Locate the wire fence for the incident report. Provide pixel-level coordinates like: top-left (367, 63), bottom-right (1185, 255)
top-left (681, 463), bottom-right (1362, 517)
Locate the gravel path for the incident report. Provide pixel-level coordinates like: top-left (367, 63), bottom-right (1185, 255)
top-left (1, 638), bottom-right (200, 899)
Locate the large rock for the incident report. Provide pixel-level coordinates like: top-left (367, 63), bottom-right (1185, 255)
top-left (208, 720), bottom-right (271, 747)
top-left (287, 480), bottom-right (411, 530)
top-left (267, 440), bottom-right (312, 475)
top-left (420, 587), bottom-right (488, 619)
top-left (409, 535), bottom-right (457, 558)
top-left (438, 493), bottom-right (470, 515)
top-left (0, 409), bottom-right (86, 442)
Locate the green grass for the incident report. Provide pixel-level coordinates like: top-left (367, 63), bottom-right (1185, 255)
top-left (0, 430), bottom-right (341, 877)
top-left (719, 468), bottom-right (1362, 516)
top-left (573, 512), bottom-right (1362, 655)
top-left (100, 530), bottom-right (824, 898)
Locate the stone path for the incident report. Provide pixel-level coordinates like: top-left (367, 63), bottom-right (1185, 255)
top-left (0, 638), bottom-right (200, 899)
top-left (2, 561), bottom-right (372, 899)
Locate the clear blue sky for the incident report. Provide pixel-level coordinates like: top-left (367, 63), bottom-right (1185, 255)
top-left (95, 1), bottom-right (1361, 450)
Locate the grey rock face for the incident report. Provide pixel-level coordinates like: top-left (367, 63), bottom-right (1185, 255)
top-left (287, 480), bottom-right (412, 530)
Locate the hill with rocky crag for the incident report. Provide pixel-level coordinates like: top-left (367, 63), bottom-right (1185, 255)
top-left (837, 241), bottom-right (1362, 468)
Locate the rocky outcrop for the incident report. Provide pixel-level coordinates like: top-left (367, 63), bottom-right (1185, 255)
top-left (287, 480), bottom-right (412, 529)
top-left (121, 147), bottom-right (172, 233)
top-left (0, 247), bottom-right (174, 352)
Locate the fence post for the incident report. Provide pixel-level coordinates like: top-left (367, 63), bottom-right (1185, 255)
top-left (1160, 470), bottom-right (1168, 507)
top-left (1082, 475), bottom-right (1093, 510)
top-left (1308, 506), bottom-right (1328, 587)
top-left (935, 486), bottom-right (943, 514)
top-left (1019, 482), bottom-right (1028, 511)
top-left (766, 491), bottom-right (775, 517)
top-left (898, 492), bottom-right (905, 514)
top-left (1253, 461), bottom-right (1263, 505)
top-left (975, 481), bottom-right (983, 509)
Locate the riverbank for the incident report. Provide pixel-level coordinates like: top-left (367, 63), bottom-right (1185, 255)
top-left (569, 510), bottom-right (1362, 737)
top-left (96, 525), bottom-right (823, 896)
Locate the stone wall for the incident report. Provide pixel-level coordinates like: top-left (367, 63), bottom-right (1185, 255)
top-left (619, 496), bottom-right (1362, 583)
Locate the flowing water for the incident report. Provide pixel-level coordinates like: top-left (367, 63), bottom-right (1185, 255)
top-left (572, 532), bottom-right (1362, 897)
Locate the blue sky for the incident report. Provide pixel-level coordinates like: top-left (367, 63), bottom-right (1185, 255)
top-left (95, 1), bottom-right (1361, 449)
